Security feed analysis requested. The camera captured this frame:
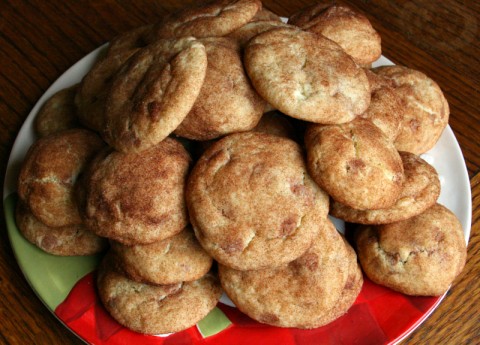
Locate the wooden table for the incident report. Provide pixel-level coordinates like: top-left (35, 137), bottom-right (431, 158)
top-left (0, 1), bottom-right (478, 344)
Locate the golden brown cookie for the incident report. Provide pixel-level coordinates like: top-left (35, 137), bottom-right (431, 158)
top-left (35, 85), bottom-right (80, 137)
top-left (244, 27), bottom-right (370, 124)
top-left (110, 226), bottom-right (213, 285)
top-left (83, 138), bottom-right (191, 245)
top-left (17, 129), bottom-right (105, 227)
top-left (289, 4), bottom-right (381, 66)
top-left (173, 37), bottom-right (264, 141)
top-left (250, 6), bottom-right (282, 22)
top-left (228, 20), bottom-right (292, 48)
top-left (15, 201), bottom-right (107, 256)
top-left (251, 111), bottom-right (297, 140)
top-left (372, 65), bottom-right (450, 154)
top-left (75, 49), bottom-right (138, 132)
top-left (106, 24), bottom-right (153, 57)
top-left (97, 253), bottom-right (222, 335)
top-left (360, 69), bottom-right (402, 141)
top-left (328, 237), bottom-right (363, 322)
top-left (219, 219), bottom-right (352, 328)
top-left (355, 203), bottom-right (467, 296)
top-left (103, 37), bottom-right (207, 153)
top-left (148, 0), bottom-right (262, 39)
top-left (331, 151), bottom-right (440, 224)
top-left (187, 132), bottom-right (330, 270)
top-left (305, 119), bottom-right (404, 210)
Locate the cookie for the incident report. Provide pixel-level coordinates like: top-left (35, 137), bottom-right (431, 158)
top-left (244, 27), bottom-right (370, 124)
top-left (228, 20), bottom-right (292, 48)
top-left (110, 226), bottom-right (213, 285)
top-left (359, 69), bottom-right (402, 141)
top-left (75, 49), bottom-right (138, 132)
top-left (17, 129), bottom-right (105, 227)
top-left (186, 132), bottom-right (330, 270)
top-left (148, 0), bottom-right (261, 39)
top-left (355, 203), bottom-right (467, 296)
top-left (173, 37), bottom-right (264, 141)
top-left (103, 37), bottom-right (207, 153)
top-left (35, 85), bottom-right (80, 137)
top-left (83, 138), bottom-right (191, 245)
top-left (331, 151), bottom-right (440, 224)
top-left (106, 24), bottom-right (153, 57)
top-left (305, 119), bottom-right (404, 210)
top-left (251, 111), bottom-right (297, 140)
top-left (250, 7), bottom-right (282, 22)
top-left (328, 237), bottom-right (363, 322)
top-left (289, 4), bottom-right (381, 66)
top-left (218, 219), bottom-right (352, 328)
top-left (97, 253), bottom-right (222, 335)
top-left (15, 201), bottom-right (107, 256)
top-left (373, 65), bottom-right (450, 154)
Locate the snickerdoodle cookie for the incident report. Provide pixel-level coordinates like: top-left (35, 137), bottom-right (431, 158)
top-left (328, 236), bottom-right (363, 322)
top-left (244, 27), bottom-right (370, 124)
top-left (35, 85), bottom-right (80, 137)
top-left (17, 129), bottom-right (105, 227)
top-left (187, 132), bottom-right (329, 270)
top-left (228, 20), bottom-right (292, 48)
top-left (331, 151), bottom-right (440, 224)
top-left (97, 253), bottom-right (222, 335)
top-left (251, 6), bottom-right (282, 22)
top-left (103, 37), bottom-right (207, 153)
top-left (251, 111), bottom-right (297, 140)
top-left (372, 65), bottom-right (450, 154)
top-left (174, 37), bottom-right (264, 141)
top-left (110, 226), bottom-right (213, 285)
top-left (83, 138), bottom-right (191, 245)
top-left (289, 4), bottom-right (381, 66)
top-left (75, 49), bottom-right (139, 132)
top-left (15, 201), bottom-right (107, 256)
top-left (305, 119), bottom-right (404, 210)
top-left (219, 219), bottom-right (356, 328)
top-left (148, 0), bottom-right (261, 39)
top-left (360, 69), bottom-right (402, 141)
top-left (106, 24), bottom-right (153, 57)
top-left (355, 203), bottom-right (467, 296)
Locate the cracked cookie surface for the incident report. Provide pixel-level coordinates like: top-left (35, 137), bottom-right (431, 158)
top-left (148, 0), bottom-right (261, 39)
top-left (110, 225), bottom-right (213, 285)
top-left (289, 4), bottom-right (381, 66)
top-left (97, 253), bottom-right (221, 335)
top-left (174, 37), bottom-right (264, 141)
top-left (17, 129), bottom-right (105, 227)
top-left (103, 37), bottom-right (207, 153)
top-left (373, 65), bottom-right (450, 155)
top-left (355, 203), bottom-right (467, 296)
top-left (305, 118), bottom-right (404, 210)
top-left (244, 27), bottom-right (370, 124)
top-left (331, 151), bottom-right (440, 223)
top-left (186, 132), bottom-right (329, 270)
top-left (82, 138), bottom-right (191, 245)
top-left (218, 219), bottom-right (355, 328)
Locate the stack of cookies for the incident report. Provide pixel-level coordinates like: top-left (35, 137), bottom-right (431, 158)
top-left (16, 129), bottom-right (108, 256)
top-left (16, 0), bottom-right (467, 336)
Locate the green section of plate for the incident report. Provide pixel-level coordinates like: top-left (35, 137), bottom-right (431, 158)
top-left (197, 307), bottom-right (232, 337)
top-left (4, 194), bottom-right (103, 311)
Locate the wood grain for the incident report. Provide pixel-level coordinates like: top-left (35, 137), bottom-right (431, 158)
top-left (0, 1), bottom-right (478, 344)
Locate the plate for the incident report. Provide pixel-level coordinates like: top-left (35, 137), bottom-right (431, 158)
top-left (3, 44), bottom-right (472, 345)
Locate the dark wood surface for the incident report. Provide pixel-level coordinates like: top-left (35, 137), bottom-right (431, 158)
top-left (0, 1), bottom-right (478, 344)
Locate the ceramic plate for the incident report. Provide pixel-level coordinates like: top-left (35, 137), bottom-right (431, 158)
top-left (3, 44), bottom-right (471, 345)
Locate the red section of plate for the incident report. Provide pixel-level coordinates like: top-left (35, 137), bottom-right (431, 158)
top-left (55, 272), bottom-right (440, 344)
